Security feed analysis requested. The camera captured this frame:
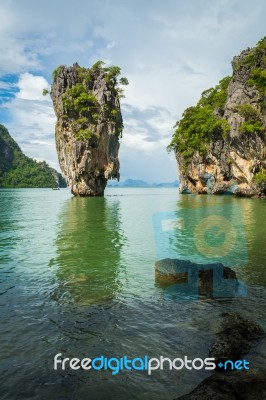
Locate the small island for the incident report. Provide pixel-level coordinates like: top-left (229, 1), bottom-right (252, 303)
top-left (49, 61), bottom-right (128, 196)
top-left (168, 37), bottom-right (266, 197)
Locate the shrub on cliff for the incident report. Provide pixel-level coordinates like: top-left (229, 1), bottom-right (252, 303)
top-left (253, 170), bottom-right (266, 186)
top-left (237, 37), bottom-right (266, 107)
top-left (54, 62), bottom-right (128, 141)
top-left (167, 76), bottom-right (231, 168)
top-left (168, 38), bottom-right (266, 172)
top-left (235, 104), bottom-right (264, 135)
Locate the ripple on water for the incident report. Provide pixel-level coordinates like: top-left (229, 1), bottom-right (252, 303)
top-left (0, 189), bottom-right (265, 399)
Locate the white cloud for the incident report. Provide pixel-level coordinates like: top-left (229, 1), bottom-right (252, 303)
top-left (122, 132), bottom-right (157, 152)
top-left (4, 72), bottom-right (57, 169)
top-left (0, 3), bottom-right (40, 74)
top-left (16, 73), bottom-right (49, 101)
top-left (0, 0), bottom-right (266, 181)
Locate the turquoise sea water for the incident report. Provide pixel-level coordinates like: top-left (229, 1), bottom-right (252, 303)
top-left (0, 188), bottom-right (265, 399)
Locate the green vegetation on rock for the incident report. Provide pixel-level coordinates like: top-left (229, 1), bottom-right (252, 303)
top-left (236, 37), bottom-right (266, 104)
top-left (52, 66), bottom-right (63, 80)
top-left (252, 169), bottom-right (266, 186)
top-left (234, 104), bottom-right (264, 135)
top-left (168, 38), bottom-right (266, 174)
top-left (60, 69), bottom-right (100, 140)
top-left (168, 76), bottom-right (231, 169)
top-left (119, 77), bottom-right (129, 85)
top-left (169, 37), bottom-right (266, 197)
top-left (53, 62), bottom-right (127, 141)
top-left (92, 60), bottom-right (105, 70)
top-left (104, 65), bottom-right (121, 84)
top-left (232, 37), bottom-right (266, 136)
top-left (0, 125), bottom-right (67, 188)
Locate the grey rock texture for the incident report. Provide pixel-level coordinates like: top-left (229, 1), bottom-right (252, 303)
top-left (50, 63), bottom-right (123, 196)
top-left (177, 42), bottom-right (266, 197)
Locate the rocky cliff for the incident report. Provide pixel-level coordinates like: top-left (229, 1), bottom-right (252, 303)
top-left (169, 37), bottom-right (266, 197)
top-left (50, 62), bottom-right (126, 196)
top-left (0, 124), bottom-right (66, 188)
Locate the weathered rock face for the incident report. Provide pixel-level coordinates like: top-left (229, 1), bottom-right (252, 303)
top-left (174, 39), bottom-right (266, 197)
top-left (50, 63), bottom-right (124, 196)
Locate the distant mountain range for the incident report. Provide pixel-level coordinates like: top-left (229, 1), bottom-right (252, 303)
top-left (107, 178), bottom-right (179, 188)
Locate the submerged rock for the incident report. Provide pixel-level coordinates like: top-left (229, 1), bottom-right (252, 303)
top-left (155, 258), bottom-right (238, 298)
top-left (175, 313), bottom-right (265, 400)
top-left (210, 312), bottom-right (264, 361)
top-left (50, 62), bottom-right (125, 196)
top-left (175, 369), bottom-right (266, 400)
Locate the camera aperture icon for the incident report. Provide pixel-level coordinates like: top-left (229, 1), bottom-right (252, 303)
top-left (153, 204), bottom-right (248, 266)
top-left (152, 203), bottom-right (248, 301)
top-left (194, 215), bottom-right (237, 258)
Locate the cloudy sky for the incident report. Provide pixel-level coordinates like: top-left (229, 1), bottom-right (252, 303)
top-left (0, 0), bottom-right (265, 182)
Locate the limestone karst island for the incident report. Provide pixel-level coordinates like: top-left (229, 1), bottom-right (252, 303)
top-left (50, 62), bottom-right (126, 196)
top-left (1, 39), bottom-right (265, 197)
top-left (0, 8), bottom-right (266, 398)
top-left (168, 37), bottom-right (266, 197)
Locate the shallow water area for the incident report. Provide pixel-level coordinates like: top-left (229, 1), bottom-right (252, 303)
top-left (0, 188), bottom-right (265, 399)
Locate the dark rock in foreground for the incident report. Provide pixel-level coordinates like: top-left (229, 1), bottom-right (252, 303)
top-left (175, 313), bottom-right (265, 400)
top-left (175, 369), bottom-right (266, 400)
top-left (155, 258), bottom-right (238, 298)
top-left (210, 312), bottom-right (264, 361)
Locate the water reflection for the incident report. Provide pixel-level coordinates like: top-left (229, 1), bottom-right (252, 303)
top-left (50, 196), bottom-right (124, 305)
top-left (175, 195), bottom-right (266, 285)
top-left (236, 198), bottom-right (266, 285)
top-left (154, 194), bottom-right (248, 266)
top-left (0, 190), bottom-right (24, 296)
top-left (153, 194), bottom-right (266, 301)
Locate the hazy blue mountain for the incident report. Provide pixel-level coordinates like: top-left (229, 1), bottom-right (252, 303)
top-left (107, 179), bottom-right (179, 188)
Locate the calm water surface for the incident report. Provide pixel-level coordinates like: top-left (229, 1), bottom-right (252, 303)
top-left (0, 188), bottom-right (265, 399)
